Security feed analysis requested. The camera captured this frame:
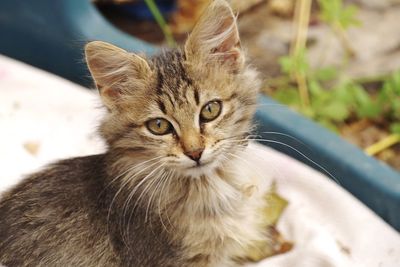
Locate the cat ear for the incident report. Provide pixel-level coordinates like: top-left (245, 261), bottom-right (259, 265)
top-left (184, 0), bottom-right (244, 73)
top-left (85, 41), bottom-right (151, 109)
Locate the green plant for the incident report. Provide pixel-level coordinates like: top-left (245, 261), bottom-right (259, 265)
top-left (144, 0), bottom-right (176, 47)
top-left (286, 0), bottom-right (360, 109)
top-left (318, 0), bottom-right (360, 57)
top-left (379, 72), bottom-right (400, 127)
top-left (267, 0), bottom-right (400, 157)
top-left (271, 60), bottom-right (400, 153)
top-left (272, 55), bottom-right (400, 132)
top-left (290, 0), bottom-right (312, 107)
top-left (318, 0), bottom-right (360, 29)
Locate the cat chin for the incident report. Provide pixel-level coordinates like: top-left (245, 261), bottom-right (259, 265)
top-left (176, 160), bottom-right (221, 179)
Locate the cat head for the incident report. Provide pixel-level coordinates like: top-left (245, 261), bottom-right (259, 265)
top-left (85, 0), bottom-right (260, 178)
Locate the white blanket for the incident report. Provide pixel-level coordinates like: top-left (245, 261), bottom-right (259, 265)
top-left (1, 55), bottom-right (399, 267)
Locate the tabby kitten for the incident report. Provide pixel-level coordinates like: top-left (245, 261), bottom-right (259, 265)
top-left (0, 1), bottom-right (269, 266)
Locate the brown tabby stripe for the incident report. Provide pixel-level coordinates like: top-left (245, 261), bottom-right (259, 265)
top-left (157, 100), bottom-right (167, 114)
top-left (194, 89), bottom-right (200, 105)
top-left (152, 50), bottom-right (196, 110)
top-left (233, 116), bottom-right (251, 125)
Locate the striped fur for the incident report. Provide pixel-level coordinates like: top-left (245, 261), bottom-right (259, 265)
top-left (0, 1), bottom-right (269, 266)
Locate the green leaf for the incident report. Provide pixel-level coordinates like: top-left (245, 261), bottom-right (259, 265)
top-left (390, 123), bottom-right (400, 134)
top-left (300, 106), bottom-right (316, 118)
top-left (313, 67), bottom-right (338, 81)
top-left (309, 80), bottom-right (324, 96)
top-left (334, 84), bottom-right (356, 104)
top-left (352, 84), bottom-right (370, 105)
top-left (316, 101), bottom-right (350, 122)
top-left (381, 71), bottom-right (400, 96)
top-left (389, 71), bottom-right (400, 94)
top-left (340, 5), bottom-right (361, 28)
top-left (278, 49), bottom-right (309, 76)
top-left (318, 0), bottom-right (360, 29)
top-left (317, 119), bottom-right (339, 132)
top-left (378, 71), bottom-right (400, 119)
top-left (263, 185), bottom-right (288, 225)
top-left (272, 88), bottom-right (301, 107)
top-left (278, 56), bottom-right (293, 75)
top-left (356, 102), bottom-right (382, 119)
top-left (392, 100), bottom-right (400, 119)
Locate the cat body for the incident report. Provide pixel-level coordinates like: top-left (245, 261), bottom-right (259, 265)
top-left (0, 154), bottom-right (265, 267)
top-left (0, 1), bottom-right (268, 266)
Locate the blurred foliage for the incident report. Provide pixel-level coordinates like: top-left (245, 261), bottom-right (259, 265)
top-left (318, 0), bottom-right (360, 29)
top-left (144, 0), bottom-right (176, 47)
top-left (269, 0), bottom-right (400, 135)
top-left (273, 53), bottom-right (400, 133)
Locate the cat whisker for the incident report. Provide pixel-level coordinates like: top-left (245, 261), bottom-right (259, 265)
top-left (218, 137), bottom-right (337, 187)
top-left (108, 158), bottom-right (163, 221)
top-left (146, 170), bottom-right (176, 246)
top-left (129, 162), bottom-right (167, 214)
top-left (224, 151), bottom-right (265, 178)
top-left (103, 156), bottom-right (164, 195)
top-left (145, 171), bottom-right (168, 223)
top-left (142, 172), bottom-right (169, 242)
top-left (124, 163), bottom-right (167, 242)
top-left (255, 131), bottom-right (310, 149)
top-left (106, 158), bottom-right (164, 246)
top-left (156, 170), bottom-right (173, 233)
top-left (224, 147), bottom-right (290, 189)
top-left (223, 131), bottom-right (253, 141)
top-left (162, 169), bottom-right (175, 230)
top-left (245, 138), bottom-right (340, 185)
top-left (121, 161), bottom-right (165, 218)
top-left (255, 103), bottom-right (287, 109)
top-left (104, 156), bottom-right (166, 221)
top-left (155, 172), bottom-right (169, 232)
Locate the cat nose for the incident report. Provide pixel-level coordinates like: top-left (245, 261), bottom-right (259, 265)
top-left (184, 149), bottom-right (203, 162)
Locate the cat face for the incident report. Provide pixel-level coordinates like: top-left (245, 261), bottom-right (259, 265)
top-left (85, 0), bottom-right (260, 177)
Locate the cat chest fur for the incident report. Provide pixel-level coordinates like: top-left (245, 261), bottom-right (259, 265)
top-left (163, 169), bottom-right (266, 266)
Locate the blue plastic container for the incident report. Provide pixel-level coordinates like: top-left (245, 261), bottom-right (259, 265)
top-left (113, 0), bottom-right (176, 20)
top-left (0, 0), bottom-right (156, 86)
top-left (0, 0), bottom-right (399, 230)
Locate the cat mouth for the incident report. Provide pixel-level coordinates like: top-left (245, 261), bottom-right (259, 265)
top-left (181, 159), bottom-right (221, 177)
top-left (188, 161), bottom-right (210, 169)
top-left (188, 163), bottom-right (205, 169)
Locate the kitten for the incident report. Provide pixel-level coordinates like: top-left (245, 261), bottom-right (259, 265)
top-left (0, 0), bottom-right (269, 266)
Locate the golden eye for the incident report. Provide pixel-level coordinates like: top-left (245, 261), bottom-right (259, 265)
top-left (200, 101), bottom-right (222, 122)
top-left (146, 118), bottom-right (173, 135)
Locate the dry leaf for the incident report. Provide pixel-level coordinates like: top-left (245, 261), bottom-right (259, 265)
top-left (238, 182), bottom-right (293, 263)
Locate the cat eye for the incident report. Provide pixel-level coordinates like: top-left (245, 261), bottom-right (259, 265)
top-left (146, 118), bottom-right (173, 135)
top-left (200, 101), bottom-right (222, 122)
